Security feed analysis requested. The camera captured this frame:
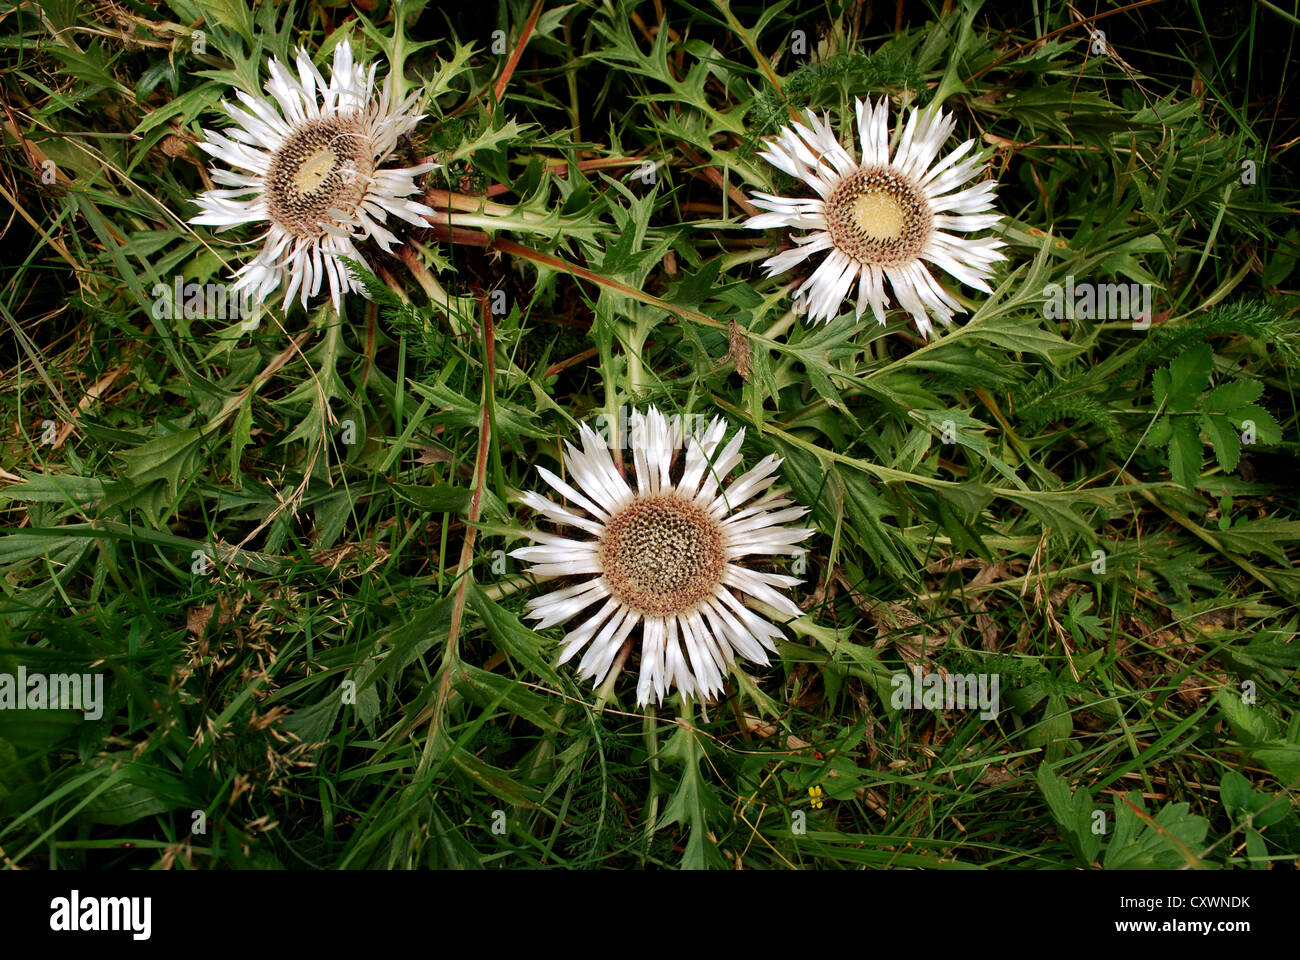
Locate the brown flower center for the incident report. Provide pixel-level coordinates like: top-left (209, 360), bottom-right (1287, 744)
top-left (825, 165), bottom-right (931, 267)
top-left (599, 494), bottom-right (726, 617)
top-left (266, 118), bottom-right (374, 238)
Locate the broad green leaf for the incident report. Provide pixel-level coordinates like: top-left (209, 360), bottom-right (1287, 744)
top-left (81, 764), bottom-right (192, 826)
top-left (191, 0), bottom-right (256, 45)
top-left (0, 474), bottom-right (106, 505)
top-left (1216, 689), bottom-right (1276, 744)
top-left (1202, 379), bottom-right (1263, 413)
top-left (1250, 745), bottom-right (1300, 786)
top-left (1036, 763), bottom-right (1102, 865)
top-left (116, 427), bottom-right (205, 489)
top-left (1103, 793), bottom-right (1208, 869)
top-left (1231, 404), bottom-right (1283, 445)
top-left (1167, 416), bottom-right (1202, 487)
top-left (1164, 345), bottom-right (1213, 413)
top-left (1202, 413), bottom-right (1241, 472)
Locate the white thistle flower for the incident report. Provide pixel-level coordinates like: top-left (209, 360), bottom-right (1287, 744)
top-left (511, 407), bottom-right (816, 707)
top-left (190, 44), bottom-right (436, 315)
top-left (745, 96), bottom-right (1006, 338)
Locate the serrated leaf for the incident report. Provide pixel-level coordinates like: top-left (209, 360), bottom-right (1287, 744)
top-left (365, 598), bottom-right (454, 697)
top-left (281, 694), bottom-right (343, 743)
top-left (455, 664), bottom-right (565, 734)
top-left (467, 582), bottom-right (560, 683)
top-left (1213, 517), bottom-right (1300, 566)
top-left (1202, 379), bottom-right (1263, 413)
top-left (1167, 417), bottom-right (1202, 487)
top-left (1152, 368), bottom-right (1171, 409)
top-left (191, 0), bottom-right (256, 45)
top-left (807, 366), bottom-right (848, 412)
top-left (1036, 763), bottom-right (1101, 865)
top-left (656, 721), bottom-right (727, 870)
top-left (1232, 404), bottom-right (1282, 445)
top-left (1002, 490), bottom-right (1096, 537)
top-left (1164, 344), bottom-right (1214, 413)
top-left (956, 313), bottom-right (1084, 363)
top-left (1216, 689), bottom-right (1276, 745)
top-left (839, 471), bottom-right (915, 580)
top-left (907, 408), bottom-right (1022, 486)
top-left (1104, 792), bottom-right (1208, 869)
top-left (446, 116), bottom-right (529, 165)
top-left (116, 427), bottom-right (205, 489)
top-left (447, 747), bottom-right (541, 808)
top-left (1237, 635), bottom-right (1300, 669)
top-left (1202, 413), bottom-right (1241, 472)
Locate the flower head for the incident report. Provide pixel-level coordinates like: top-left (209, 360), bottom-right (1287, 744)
top-left (190, 44), bottom-right (435, 314)
top-left (511, 407), bottom-right (816, 707)
top-left (745, 97), bottom-right (1006, 337)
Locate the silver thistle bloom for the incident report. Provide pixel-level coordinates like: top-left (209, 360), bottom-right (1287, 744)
top-left (511, 407), bottom-right (816, 707)
top-left (190, 44), bottom-right (435, 314)
top-left (746, 96), bottom-right (1006, 338)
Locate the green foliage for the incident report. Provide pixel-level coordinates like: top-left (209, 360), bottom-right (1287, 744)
top-left (1147, 344), bottom-right (1282, 485)
top-left (0, 0), bottom-right (1296, 871)
top-left (1102, 792), bottom-right (1210, 870)
top-left (1036, 763), bottom-right (1102, 866)
top-left (744, 47), bottom-right (928, 155)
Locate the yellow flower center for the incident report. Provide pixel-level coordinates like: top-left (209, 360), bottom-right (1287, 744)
top-left (850, 191), bottom-right (906, 240)
top-left (291, 146), bottom-right (341, 195)
top-left (266, 119), bottom-right (375, 239)
top-left (825, 165), bottom-right (931, 267)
